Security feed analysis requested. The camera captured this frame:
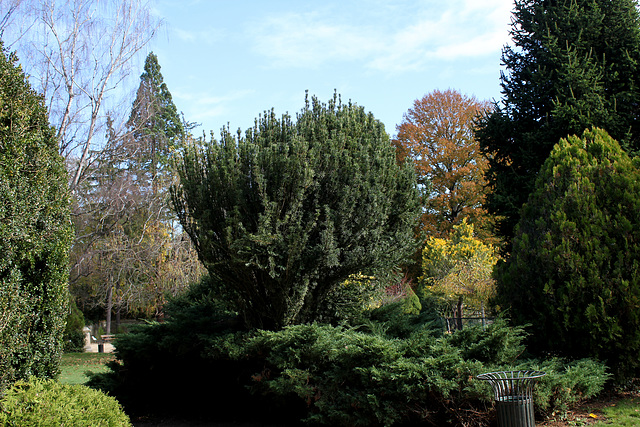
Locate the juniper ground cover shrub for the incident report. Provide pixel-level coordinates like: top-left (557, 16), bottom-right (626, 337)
top-left (89, 280), bottom-right (609, 426)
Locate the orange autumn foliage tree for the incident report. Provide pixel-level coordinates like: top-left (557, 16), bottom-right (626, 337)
top-left (393, 89), bottom-right (493, 243)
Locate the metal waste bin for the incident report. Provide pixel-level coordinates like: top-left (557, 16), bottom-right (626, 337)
top-left (477, 370), bottom-right (545, 427)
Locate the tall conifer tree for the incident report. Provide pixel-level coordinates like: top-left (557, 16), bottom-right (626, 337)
top-left (70, 52), bottom-right (200, 333)
top-left (126, 51), bottom-right (184, 196)
top-left (476, 0), bottom-right (640, 242)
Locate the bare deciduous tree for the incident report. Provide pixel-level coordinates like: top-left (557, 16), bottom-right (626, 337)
top-left (2, 0), bottom-right (160, 191)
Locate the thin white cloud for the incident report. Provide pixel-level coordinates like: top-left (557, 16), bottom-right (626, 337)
top-left (249, 11), bottom-right (380, 69)
top-left (173, 89), bottom-right (254, 130)
top-left (172, 27), bottom-right (222, 45)
top-left (249, 1), bottom-right (513, 73)
top-left (369, 1), bottom-right (513, 72)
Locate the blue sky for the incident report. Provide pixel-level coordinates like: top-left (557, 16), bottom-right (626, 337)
top-left (148, 0), bottom-right (514, 138)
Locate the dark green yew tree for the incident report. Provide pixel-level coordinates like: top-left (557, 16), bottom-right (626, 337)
top-left (476, 0), bottom-right (640, 242)
top-left (496, 128), bottom-right (640, 380)
top-left (0, 43), bottom-right (73, 389)
top-left (172, 94), bottom-right (421, 330)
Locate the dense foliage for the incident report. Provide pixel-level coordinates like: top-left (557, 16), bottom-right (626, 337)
top-left (0, 43), bottom-right (73, 390)
top-left (496, 128), bottom-right (640, 381)
top-left (172, 94), bottom-right (421, 329)
top-left (127, 51), bottom-right (185, 180)
top-left (476, 0), bottom-right (640, 242)
top-left (63, 298), bottom-right (87, 353)
top-left (0, 377), bottom-right (131, 426)
top-left (88, 277), bottom-right (609, 426)
top-left (419, 220), bottom-right (497, 329)
top-left (393, 89), bottom-right (493, 242)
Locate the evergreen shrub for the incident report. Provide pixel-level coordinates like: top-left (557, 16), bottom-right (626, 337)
top-left (89, 279), bottom-right (609, 426)
top-left (496, 128), bottom-right (640, 380)
top-left (514, 358), bottom-right (610, 417)
top-left (0, 43), bottom-right (73, 389)
top-left (171, 93), bottom-right (421, 330)
top-left (213, 322), bottom-right (606, 426)
top-left (63, 298), bottom-right (86, 353)
top-left (0, 377), bottom-right (131, 426)
top-left (86, 276), bottom-right (256, 421)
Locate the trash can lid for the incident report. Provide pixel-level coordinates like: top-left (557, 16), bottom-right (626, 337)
top-left (477, 370), bottom-right (546, 381)
top-left (477, 370), bottom-right (546, 398)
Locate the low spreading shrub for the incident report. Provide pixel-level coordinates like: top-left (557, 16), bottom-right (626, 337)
top-left (88, 277), bottom-right (610, 426)
top-left (444, 318), bottom-right (527, 365)
top-left (220, 322), bottom-right (607, 426)
top-left (514, 357), bottom-right (611, 417)
top-left (86, 277), bottom-right (259, 422)
top-left (234, 324), bottom-right (490, 426)
top-left (0, 377), bottom-right (131, 426)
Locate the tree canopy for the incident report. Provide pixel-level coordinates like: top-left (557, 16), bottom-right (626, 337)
top-left (394, 89), bottom-right (493, 242)
top-left (172, 94), bottom-right (421, 330)
top-left (126, 51), bottom-right (185, 195)
top-left (496, 128), bottom-right (640, 380)
top-left (475, 0), bottom-right (640, 242)
top-left (419, 220), bottom-right (497, 330)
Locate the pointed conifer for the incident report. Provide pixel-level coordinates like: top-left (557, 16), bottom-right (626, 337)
top-left (126, 52), bottom-right (184, 194)
top-left (476, 0), bottom-right (640, 241)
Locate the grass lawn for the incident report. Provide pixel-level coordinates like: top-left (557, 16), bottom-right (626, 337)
top-left (593, 395), bottom-right (640, 426)
top-left (541, 392), bottom-right (640, 426)
top-left (59, 352), bottom-right (116, 385)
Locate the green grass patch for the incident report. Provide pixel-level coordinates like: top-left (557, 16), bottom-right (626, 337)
top-left (59, 352), bottom-right (116, 385)
top-left (594, 395), bottom-right (640, 426)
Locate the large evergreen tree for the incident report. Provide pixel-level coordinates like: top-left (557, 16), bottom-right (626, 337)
top-left (476, 0), bottom-right (640, 242)
top-left (172, 94), bottom-right (421, 330)
top-left (496, 128), bottom-right (640, 380)
top-left (126, 51), bottom-right (184, 196)
top-left (0, 43), bottom-right (73, 389)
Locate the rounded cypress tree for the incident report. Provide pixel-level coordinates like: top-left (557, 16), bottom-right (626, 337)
top-left (172, 94), bottom-right (421, 330)
top-left (0, 43), bottom-right (73, 389)
top-left (496, 127), bottom-right (640, 380)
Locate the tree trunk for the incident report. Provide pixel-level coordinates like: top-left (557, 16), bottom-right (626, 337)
top-left (105, 284), bottom-right (113, 334)
top-left (115, 305), bottom-right (121, 334)
top-left (456, 295), bottom-right (464, 330)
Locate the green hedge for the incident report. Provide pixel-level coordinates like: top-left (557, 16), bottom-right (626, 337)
top-left (0, 377), bottom-right (131, 426)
